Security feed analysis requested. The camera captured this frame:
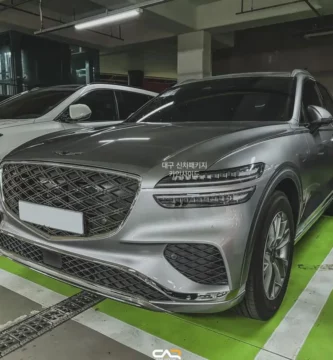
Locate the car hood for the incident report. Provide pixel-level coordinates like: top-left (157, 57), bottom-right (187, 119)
top-left (0, 119), bottom-right (35, 128)
top-left (5, 122), bottom-right (291, 187)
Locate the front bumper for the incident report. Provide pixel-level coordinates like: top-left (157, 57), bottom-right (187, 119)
top-left (0, 230), bottom-right (244, 313)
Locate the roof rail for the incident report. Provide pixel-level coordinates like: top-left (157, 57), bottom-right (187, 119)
top-left (177, 71), bottom-right (294, 86)
top-left (178, 78), bottom-right (196, 85)
top-left (291, 69), bottom-right (312, 77)
top-left (177, 70), bottom-right (314, 86)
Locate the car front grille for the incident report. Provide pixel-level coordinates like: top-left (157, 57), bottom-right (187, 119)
top-left (164, 244), bottom-right (228, 286)
top-left (2, 163), bottom-right (140, 238)
top-left (0, 233), bottom-right (169, 301)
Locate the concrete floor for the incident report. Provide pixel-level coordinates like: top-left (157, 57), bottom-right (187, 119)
top-left (0, 217), bottom-right (333, 360)
top-left (0, 287), bottom-right (41, 324)
top-left (0, 287), bottom-right (150, 360)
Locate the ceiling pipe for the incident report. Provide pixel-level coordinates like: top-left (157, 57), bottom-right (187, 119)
top-left (34, 0), bottom-right (171, 36)
top-left (303, 0), bottom-right (321, 16)
top-left (304, 29), bottom-right (333, 39)
top-left (0, 0), bottom-right (34, 13)
top-left (0, 1), bottom-right (124, 40)
top-left (236, 0), bottom-right (319, 15)
top-left (39, 0), bottom-right (43, 30)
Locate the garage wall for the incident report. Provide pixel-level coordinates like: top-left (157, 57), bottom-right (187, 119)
top-left (213, 15), bottom-right (333, 92)
top-left (214, 45), bottom-right (333, 91)
top-left (315, 72), bottom-right (333, 91)
top-left (143, 49), bottom-right (177, 79)
top-left (100, 48), bottom-right (177, 79)
top-left (100, 53), bottom-right (129, 75)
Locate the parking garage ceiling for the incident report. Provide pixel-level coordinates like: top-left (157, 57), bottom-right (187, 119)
top-left (38, 0), bottom-right (102, 17)
top-left (0, 0), bottom-right (332, 50)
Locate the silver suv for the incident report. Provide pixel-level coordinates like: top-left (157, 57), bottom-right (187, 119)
top-left (0, 69), bottom-right (332, 320)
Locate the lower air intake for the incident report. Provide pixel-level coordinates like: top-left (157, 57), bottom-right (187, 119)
top-left (164, 243), bottom-right (228, 286)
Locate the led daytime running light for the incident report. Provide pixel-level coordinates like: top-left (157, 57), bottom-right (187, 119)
top-left (154, 187), bottom-right (256, 209)
top-left (156, 163), bottom-right (265, 188)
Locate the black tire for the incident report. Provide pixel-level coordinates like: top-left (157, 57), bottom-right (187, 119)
top-left (236, 191), bottom-right (295, 320)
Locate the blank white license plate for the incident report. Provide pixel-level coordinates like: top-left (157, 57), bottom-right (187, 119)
top-left (19, 201), bottom-right (84, 235)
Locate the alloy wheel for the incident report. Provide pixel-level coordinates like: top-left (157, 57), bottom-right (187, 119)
top-left (263, 211), bottom-right (291, 300)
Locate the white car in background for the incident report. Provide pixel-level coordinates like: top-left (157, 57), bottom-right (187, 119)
top-left (0, 84), bottom-right (157, 159)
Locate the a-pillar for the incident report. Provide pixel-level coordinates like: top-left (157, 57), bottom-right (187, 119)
top-left (177, 30), bottom-right (212, 83)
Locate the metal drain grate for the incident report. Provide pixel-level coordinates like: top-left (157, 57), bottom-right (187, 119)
top-left (0, 291), bottom-right (104, 358)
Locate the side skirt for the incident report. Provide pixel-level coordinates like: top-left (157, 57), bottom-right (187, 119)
top-left (295, 191), bottom-right (333, 244)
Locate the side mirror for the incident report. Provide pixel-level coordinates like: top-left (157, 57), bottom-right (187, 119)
top-left (307, 105), bottom-right (333, 127)
top-left (69, 104), bottom-right (92, 122)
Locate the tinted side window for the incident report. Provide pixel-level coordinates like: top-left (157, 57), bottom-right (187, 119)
top-left (116, 91), bottom-right (152, 119)
top-left (77, 90), bottom-right (117, 122)
top-left (318, 83), bottom-right (333, 115)
top-left (57, 90), bottom-right (117, 122)
top-left (303, 81), bottom-right (322, 108)
top-left (0, 90), bottom-right (74, 120)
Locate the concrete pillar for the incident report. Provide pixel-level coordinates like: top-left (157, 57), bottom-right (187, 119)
top-left (177, 30), bottom-right (212, 83)
top-left (128, 50), bottom-right (144, 88)
top-left (128, 70), bottom-right (144, 88)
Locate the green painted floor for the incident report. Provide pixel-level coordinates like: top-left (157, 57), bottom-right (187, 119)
top-left (0, 217), bottom-right (332, 360)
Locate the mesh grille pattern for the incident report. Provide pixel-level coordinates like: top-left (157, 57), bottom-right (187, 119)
top-left (0, 233), bottom-right (43, 263)
top-left (2, 163), bottom-right (140, 237)
top-left (164, 244), bottom-right (228, 286)
top-left (0, 233), bottom-right (168, 301)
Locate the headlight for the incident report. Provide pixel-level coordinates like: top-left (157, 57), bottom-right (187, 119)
top-left (154, 187), bottom-right (255, 208)
top-left (156, 163), bottom-right (265, 188)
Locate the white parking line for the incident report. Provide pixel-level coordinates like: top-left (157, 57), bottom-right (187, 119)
top-left (255, 249), bottom-right (333, 360)
top-left (0, 269), bottom-right (206, 360)
top-left (255, 351), bottom-right (289, 360)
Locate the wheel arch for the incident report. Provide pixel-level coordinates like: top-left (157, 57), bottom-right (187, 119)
top-left (240, 163), bottom-right (302, 286)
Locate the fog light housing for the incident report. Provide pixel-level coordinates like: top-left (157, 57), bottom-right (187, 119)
top-left (154, 187), bottom-right (255, 208)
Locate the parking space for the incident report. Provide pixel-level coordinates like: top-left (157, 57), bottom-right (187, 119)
top-left (1, 1), bottom-right (333, 359)
top-left (0, 217), bottom-right (332, 360)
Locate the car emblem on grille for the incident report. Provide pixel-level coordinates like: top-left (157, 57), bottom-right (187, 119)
top-left (54, 151), bottom-right (83, 156)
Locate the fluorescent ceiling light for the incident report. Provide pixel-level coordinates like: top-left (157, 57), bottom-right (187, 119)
top-left (75, 9), bottom-right (142, 30)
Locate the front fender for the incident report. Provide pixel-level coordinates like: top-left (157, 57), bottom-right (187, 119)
top-left (240, 165), bottom-right (302, 286)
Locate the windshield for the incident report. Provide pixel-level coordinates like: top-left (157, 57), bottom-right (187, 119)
top-left (0, 88), bottom-right (76, 120)
top-left (127, 77), bottom-right (296, 123)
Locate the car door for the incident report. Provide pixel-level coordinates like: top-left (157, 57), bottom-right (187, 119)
top-left (299, 78), bottom-right (333, 222)
top-left (115, 90), bottom-right (154, 120)
top-left (60, 89), bottom-right (121, 129)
